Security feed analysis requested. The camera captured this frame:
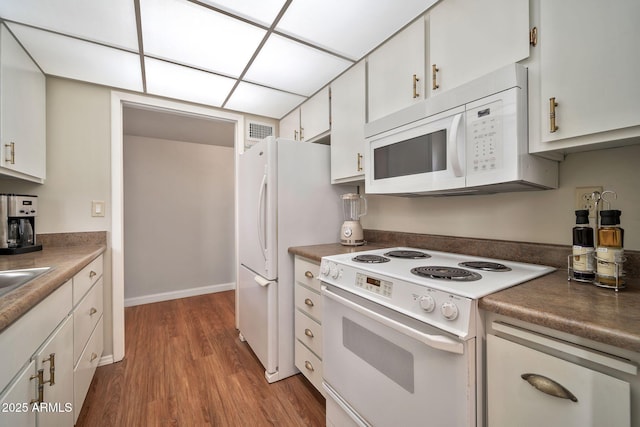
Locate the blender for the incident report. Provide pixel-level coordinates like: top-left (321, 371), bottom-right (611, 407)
top-left (340, 193), bottom-right (367, 246)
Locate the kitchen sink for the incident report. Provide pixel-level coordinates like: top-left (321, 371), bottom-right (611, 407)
top-left (0, 267), bottom-right (52, 297)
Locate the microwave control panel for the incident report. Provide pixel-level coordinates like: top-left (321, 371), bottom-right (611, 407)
top-left (467, 99), bottom-right (503, 174)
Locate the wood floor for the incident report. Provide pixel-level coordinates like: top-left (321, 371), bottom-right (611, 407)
top-left (75, 291), bottom-right (326, 426)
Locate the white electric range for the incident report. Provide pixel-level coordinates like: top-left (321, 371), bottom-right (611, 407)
top-left (319, 247), bottom-right (554, 427)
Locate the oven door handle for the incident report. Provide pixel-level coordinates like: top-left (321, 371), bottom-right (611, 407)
top-left (322, 286), bottom-right (464, 354)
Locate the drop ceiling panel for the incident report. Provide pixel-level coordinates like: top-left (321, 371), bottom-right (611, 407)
top-left (276, 0), bottom-right (438, 59)
top-left (225, 82), bottom-right (305, 118)
top-left (145, 58), bottom-right (236, 107)
top-left (196, 0), bottom-right (287, 27)
top-left (0, 0), bottom-right (138, 50)
top-left (140, 0), bottom-right (266, 77)
top-left (244, 34), bottom-right (352, 96)
top-left (7, 23), bottom-right (143, 91)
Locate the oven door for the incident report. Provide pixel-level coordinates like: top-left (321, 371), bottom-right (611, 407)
top-left (365, 106), bottom-right (466, 195)
top-left (322, 284), bottom-right (475, 427)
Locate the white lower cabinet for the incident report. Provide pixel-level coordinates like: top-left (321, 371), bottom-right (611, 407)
top-left (487, 332), bottom-right (631, 427)
top-left (293, 256), bottom-right (324, 395)
top-left (0, 360), bottom-right (37, 427)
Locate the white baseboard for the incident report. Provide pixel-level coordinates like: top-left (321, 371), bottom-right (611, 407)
top-left (124, 282), bottom-right (236, 307)
top-left (98, 354), bottom-right (114, 367)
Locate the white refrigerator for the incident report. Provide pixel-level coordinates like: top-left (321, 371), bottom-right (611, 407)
top-left (237, 136), bottom-right (350, 383)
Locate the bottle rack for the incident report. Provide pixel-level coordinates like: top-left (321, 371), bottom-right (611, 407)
top-left (567, 253), bottom-right (626, 291)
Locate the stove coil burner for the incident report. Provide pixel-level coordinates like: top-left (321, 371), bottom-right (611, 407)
top-left (411, 266), bottom-right (482, 282)
top-left (352, 254), bottom-right (391, 264)
top-left (384, 250), bottom-right (431, 259)
top-left (458, 261), bottom-right (512, 272)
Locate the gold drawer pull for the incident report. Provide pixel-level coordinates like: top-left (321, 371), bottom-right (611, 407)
top-left (89, 307), bottom-right (98, 316)
top-left (304, 298), bottom-right (314, 307)
top-left (304, 328), bottom-right (314, 338)
top-left (30, 369), bottom-right (44, 404)
top-left (432, 64), bottom-right (440, 90)
top-left (5, 142), bottom-right (15, 164)
top-left (304, 271), bottom-right (314, 279)
top-left (89, 270), bottom-right (97, 278)
top-left (521, 373), bottom-right (578, 402)
top-left (412, 74), bottom-right (420, 98)
top-left (549, 97), bottom-right (559, 133)
top-left (90, 352), bottom-right (98, 362)
top-left (43, 353), bottom-right (55, 386)
top-left (304, 361), bottom-right (315, 372)
top-left (357, 153), bottom-right (363, 172)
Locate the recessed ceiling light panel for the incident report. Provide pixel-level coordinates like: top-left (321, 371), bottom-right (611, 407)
top-left (196, 0), bottom-right (288, 27)
top-left (225, 82), bottom-right (305, 118)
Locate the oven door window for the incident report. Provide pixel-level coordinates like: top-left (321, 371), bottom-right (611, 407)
top-left (323, 287), bottom-right (475, 427)
top-left (373, 130), bottom-right (447, 180)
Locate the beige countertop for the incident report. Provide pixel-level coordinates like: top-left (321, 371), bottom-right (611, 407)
top-left (0, 244), bottom-right (106, 333)
top-left (289, 243), bottom-right (640, 354)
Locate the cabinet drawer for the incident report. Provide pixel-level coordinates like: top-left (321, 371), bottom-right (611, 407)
top-left (73, 278), bottom-right (103, 365)
top-left (295, 340), bottom-right (324, 396)
top-left (487, 334), bottom-right (630, 427)
top-left (295, 309), bottom-right (322, 358)
top-left (74, 316), bottom-right (103, 424)
top-left (73, 254), bottom-right (103, 306)
top-left (295, 283), bottom-right (322, 321)
top-left (294, 257), bottom-right (321, 292)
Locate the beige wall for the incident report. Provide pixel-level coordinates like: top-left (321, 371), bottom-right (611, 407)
top-left (362, 144), bottom-right (640, 250)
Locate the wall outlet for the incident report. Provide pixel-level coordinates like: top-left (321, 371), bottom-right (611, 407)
top-left (574, 186), bottom-right (602, 217)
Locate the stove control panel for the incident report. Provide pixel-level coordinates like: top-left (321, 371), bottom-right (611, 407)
top-left (356, 273), bottom-right (393, 298)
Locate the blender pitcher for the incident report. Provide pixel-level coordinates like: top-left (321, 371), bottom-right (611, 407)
top-left (340, 193), bottom-right (367, 246)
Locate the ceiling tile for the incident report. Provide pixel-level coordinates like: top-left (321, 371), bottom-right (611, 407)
top-left (145, 58), bottom-right (236, 107)
top-left (196, 0), bottom-right (287, 27)
top-left (277, 0), bottom-right (438, 59)
top-left (244, 34), bottom-right (352, 96)
top-left (225, 82), bottom-right (305, 118)
top-left (7, 23), bottom-right (143, 91)
top-left (140, 0), bottom-right (266, 77)
top-left (0, 0), bottom-right (138, 50)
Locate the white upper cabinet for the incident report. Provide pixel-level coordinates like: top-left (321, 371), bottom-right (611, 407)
top-left (428, 0), bottom-right (530, 96)
top-left (279, 108), bottom-right (300, 141)
top-left (529, 0), bottom-right (640, 154)
top-left (367, 18), bottom-right (426, 122)
top-left (0, 24), bottom-right (46, 183)
top-left (330, 62), bottom-right (366, 183)
top-left (300, 86), bottom-right (330, 142)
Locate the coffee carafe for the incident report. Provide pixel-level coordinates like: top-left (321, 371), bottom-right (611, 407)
top-left (340, 193), bottom-right (367, 246)
top-left (0, 194), bottom-right (42, 254)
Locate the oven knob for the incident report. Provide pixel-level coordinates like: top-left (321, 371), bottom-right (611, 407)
top-left (418, 295), bottom-right (435, 312)
top-left (441, 302), bottom-right (459, 320)
top-left (320, 262), bottom-right (330, 277)
top-left (329, 263), bottom-right (340, 279)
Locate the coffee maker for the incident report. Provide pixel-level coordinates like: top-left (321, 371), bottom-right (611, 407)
top-left (0, 194), bottom-right (42, 254)
top-left (340, 193), bottom-right (367, 246)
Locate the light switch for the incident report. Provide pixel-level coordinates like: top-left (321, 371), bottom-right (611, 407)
top-left (92, 200), bottom-right (105, 217)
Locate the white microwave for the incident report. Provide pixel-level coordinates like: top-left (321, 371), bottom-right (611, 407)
top-left (364, 64), bottom-right (558, 196)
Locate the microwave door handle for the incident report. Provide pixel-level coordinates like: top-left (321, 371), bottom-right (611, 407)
top-left (448, 112), bottom-right (464, 177)
top-left (322, 286), bottom-right (464, 354)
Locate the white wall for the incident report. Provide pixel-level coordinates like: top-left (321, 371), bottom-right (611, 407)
top-left (123, 135), bottom-right (235, 303)
top-left (362, 144), bottom-right (640, 250)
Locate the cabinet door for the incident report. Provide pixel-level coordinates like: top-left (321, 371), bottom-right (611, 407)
top-left (330, 62), bottom-right (366, 183)
top-left (300, 87), bottom-right (329, 142)
top-left (35, 315), bottom-right (74, 427)
top-left (279, 108), bottom-right (300, 141)
top-left (0, 360), bottom-right (36, 427)
top-left (0, 24), bottom-right (46, 182)
top-left (535, 0), bottom-right (640, 149)
top-left (487, 334), bottom-right (630, 427)
top-left (429, 0), bottom-right (529, 95)
top-left (367, 18), bottom-right (425, 122)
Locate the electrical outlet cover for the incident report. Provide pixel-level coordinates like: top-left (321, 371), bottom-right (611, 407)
top-left (574, 186), bottom-right (602, 217)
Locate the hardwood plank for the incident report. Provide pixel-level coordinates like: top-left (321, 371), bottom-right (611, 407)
top-left (75, 291), bottom-right (325, 427)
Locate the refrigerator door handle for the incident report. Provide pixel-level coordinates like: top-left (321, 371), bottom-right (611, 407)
top-left (257, 172), bottom-right (268, 261)
top-left (254, 276), bottom-right (275, 287)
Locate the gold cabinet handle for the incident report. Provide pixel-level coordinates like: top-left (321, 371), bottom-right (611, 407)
top-left (549, 97), bottom-right (559, 133)
top-left (432, 64), bottom-right (440, 90)
top-left (294, 130), bottom-right (298, 141)
top-left (530, 27), bottom-right (538, 46)
top-left (304, 271), bottom-right (314, 279)
top-left (304, 298), bottom-right (314, 307)
top-left (43, 353), bottom-right (55, 386)
top-left (412, 74), bottom-right (420, 98)
top-left (357, 153), bottom-right (363, 172)
top-left (304, 360), bottom-right (315, 372)
top-left (4, 142), bottom-right (15, 164)
top-left (90, 352), bottom-right (98, 362)
top-left (89, 307), bottom-right (98, 316)
top-left (89, 270), bottom-right (97, 278)
top-left (304, 328), bottom-right (314, 338)
top-left (521, 373), bottom-right (578, 402)
top-left (30, 369), bottom-right (45, 404)
top-left (300, 127), bottom-right (304, 141)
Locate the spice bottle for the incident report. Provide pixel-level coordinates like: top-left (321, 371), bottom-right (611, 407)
top-left (596, 210), bottom-right (624, 286)
top-left (572, 209), bottom-right (595, 281)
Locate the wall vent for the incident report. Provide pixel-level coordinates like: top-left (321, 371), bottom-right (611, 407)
top-left (247, 121), bottom-right (274, 142)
